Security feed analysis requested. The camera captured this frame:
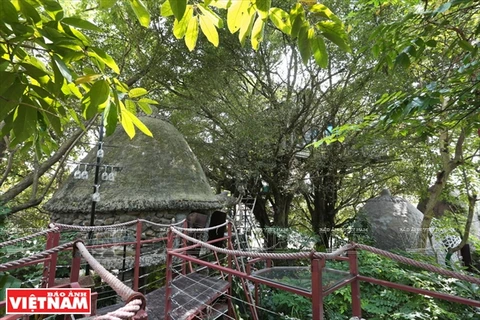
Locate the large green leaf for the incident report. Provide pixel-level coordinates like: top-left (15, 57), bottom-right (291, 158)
top-left (161, 0), bottom-right (174, 16)
top-left (0, 0), bottom-right (19, 24)
top-left (19, 0), bottom-right (41, 24)
top-left (185, 16), bottom-right (199, 51)
top-left (12, 103), bottom-right (38, 145)
top-left (52, 54), bottom-right (73, 83)
top-left (62, 17), bottom-right (103, 32)
top-left (173, 5), bottom-right (192, 39)
top-left (89, 47), bottom-right (120, 74)
top-left (0, 78), bottom-right (26, 122)
top-left (251, 16), bottom-right (265, 50)
top-left (309, 30), bottom-right (327, 68)
top-left (169, 0), bottom-right (188, 21)
top-left (297, 23), bottom-right (311, 64)
top-left (238, 7), bottom-right (255, 45)
top-left (198, 4), bottom-right (223, 28)
top-left (128, 87), bottom-right (148, 98)
top-left (227, 0), bottom-right (251, 34)
top-left (254, 0), bottom-right (271, 19)
top-left (199, 11), bottom-right (219, 46)
top-left (89, 79), bottom-right (110, 108)
top-left (129, 0), bottom-right (150, 27)
top-left (316, 21), bottom-right (350, 52)
top-left (269, 8), bottom-right (291, 34)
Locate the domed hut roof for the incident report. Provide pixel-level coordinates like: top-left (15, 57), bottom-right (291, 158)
top-left (45, 117), bottom-right (221, 215)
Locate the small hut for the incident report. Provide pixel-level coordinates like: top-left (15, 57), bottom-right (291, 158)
top-left (45, 117), bottom-right (222, 267)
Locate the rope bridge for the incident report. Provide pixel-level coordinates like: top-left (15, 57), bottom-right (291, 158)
top-left (1, 219), bottom-right (480, 320)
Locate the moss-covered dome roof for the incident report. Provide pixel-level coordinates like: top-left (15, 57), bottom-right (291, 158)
top-left (45, 117), bottom-right (220, 214)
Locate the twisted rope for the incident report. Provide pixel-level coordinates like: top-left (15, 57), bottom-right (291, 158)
top-left (173, 220), bottom-right (228, 232)
top-left (51, 218), bottom-right (186, 232)
top-left (0, 241), bottom-right (74, 271)
top-left (356, 243), bottom-right (480, 285)
top-left (138, 218), bottom-right (186, 228)
top-left (95, 299), bottom-right (142, 320)
top-left (51, 221), bottom-right (137, 232)
top-left (75, 242), bottom-right (135, 301)
top-left (0, 227), bottom-right (59, 248)
top-left (170, 226), bottom-right (351, 260)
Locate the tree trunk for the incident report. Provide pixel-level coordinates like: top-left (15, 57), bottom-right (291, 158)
top-left (418, 129), bottom-right (465, 248)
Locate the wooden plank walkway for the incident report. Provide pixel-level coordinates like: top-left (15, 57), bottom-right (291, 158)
top-left (94, 273), bottom-right (229, 320)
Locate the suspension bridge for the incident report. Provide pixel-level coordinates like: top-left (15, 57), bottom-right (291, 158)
top-left (1, 218), bottom-right (480, 320)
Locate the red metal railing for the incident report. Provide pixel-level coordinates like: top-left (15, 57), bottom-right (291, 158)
top-left (2, 219), bottom-right (480, 320)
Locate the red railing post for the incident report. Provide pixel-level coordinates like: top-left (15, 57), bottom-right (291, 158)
top-left (349, 247), bottom-right (361, 318)
top-left (42, 230), bottom-right (59, 288)
top-left (311, 258), bottom-right (325, 320)
top-left (227, 221), bottom-right (234, 318)
top-left (133, 219), bottom-right (142, 291)
top-left (182, 219), bottom-right (188, 275)
top-left (70, 242), bottom-right (81, 284)
top-left (164, 227), bottom-right (174, 320)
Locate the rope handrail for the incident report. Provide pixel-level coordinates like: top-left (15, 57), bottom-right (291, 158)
top-left (75, 241), bottom-right (136, 302)
top-left (0, 241), bottom-right (74, 271)
top-left (355, 243), bottom-right (480, 285)
top-left (0, 227), bottom-right (59, 249)
top-left (173, 220), bottom-right (228, 232)
top-left (50, 218), bottom-right (186, 232)
top-left (170, 226), bottom-right (352, 260)
top-left (50, 221), bottom-right (138, 231)
top-left (95, 299), bottom-right (143, 320)
top-left (138, 218), bottom-right (186, 228)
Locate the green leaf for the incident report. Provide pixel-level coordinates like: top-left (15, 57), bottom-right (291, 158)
top-left (227, 0), bottom-right (251, 34)
top-left (309, 31), bottom-right (327, 68)
top-left (51, 55), bottom-right (64, 93)
top-left (129, 87), bottom-right (148, 98)
top-left (43, 0), bottom-right (64, 20)
top-left (129, 0), bottom-right (150, 27)
top-left (254, 0), bottom-right (271, 19)
top-left (395, 52), bottom-right (411, 69)
top-left (425, 39), bottom-right (437, 47)
top-left (89, 47), bottom-right (120, 74)
top-left (161, 0), bottom-right (173, 16)
top-left (316, 21), bottom-right (350, 52)
top-left (52, 54), bottom-right (73, 82)
top-left (434, 2), bottom-right (452, 13)
top-left (0, 78), bottom-right (26, 122)
top-left (309, 3), bottom-right (341, 24)
top-left (0, 0), bottom-right (19, 24)
top-left (173, 5), bottom-right (192, 39)
top-left (19, 0), bottom-right (41, 24)
top-left (43, 107), bottom-right (62, 136)
top-left (137, 101), bottom-right (153, 114)
top-left (12, 104), bottom-right (37, 145)
top-left (297, 23), bottom-right (311, 64)
top-left (251, 16), bottom-right (265, 50)
top-left (0, 273), bottom-right (22, 301)
top-left (104, 93), bottom-right (118, 136)
top-left (62, 17), bottom-right (103, 32)
top-left (139, 98), bottom-right (159, 104)
top-left (125, 99), bottom-right (136, 113)
top-left (185, 16), bottom-right (199, 51)
top-left (269, 8), bottom-right (291, 34)
top-left (198, 4), bottom-right (223, 28)
top-left (199, 11), bottom-right (219, 46)
top-left (98, 0), bottom-right (116, 9)
top-left (238, 7), bottom-right (255, 45)
top-left (122, 106), bottom-right (153, 138)
top-left (120, 103), bottom-right (136, 139)
top-left (89, 79), bottom-right (110, 108)
top-left (169, 0), bottom-right (187, 21)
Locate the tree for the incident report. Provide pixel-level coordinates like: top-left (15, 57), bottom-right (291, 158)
top-left (369, 0), bottom-right (480, 247)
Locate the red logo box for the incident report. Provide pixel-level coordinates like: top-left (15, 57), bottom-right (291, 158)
top-left (6, 288), bottom-right (91, 314)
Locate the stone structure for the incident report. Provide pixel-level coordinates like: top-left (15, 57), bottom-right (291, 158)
top-left (358, 189), bottom-right (424, 251)
top-left (44, 117), bottom-right (221, 268)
